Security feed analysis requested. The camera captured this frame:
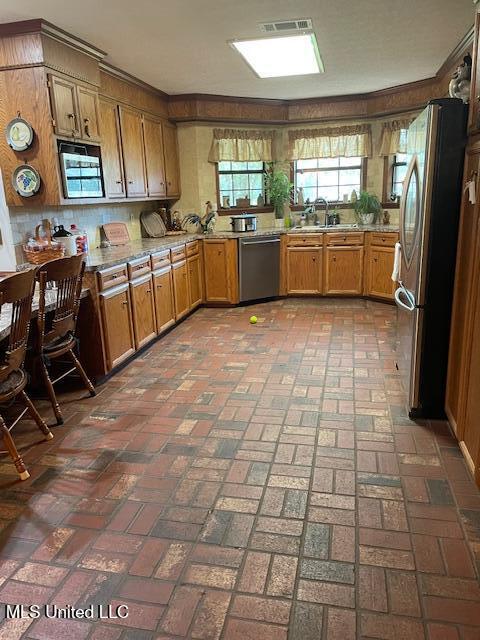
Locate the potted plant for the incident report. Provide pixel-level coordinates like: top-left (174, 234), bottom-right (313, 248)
top-left (354, 191), bottom-right (381, 225)
top-left (265, 164), bottom-right (293, 225)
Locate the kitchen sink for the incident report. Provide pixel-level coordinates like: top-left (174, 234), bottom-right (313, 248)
top-left (290, 224), bottom-right (359, 231)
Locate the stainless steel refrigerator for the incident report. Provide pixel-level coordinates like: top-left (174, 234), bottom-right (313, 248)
top-left (394, 99), bottom-right (467, 419)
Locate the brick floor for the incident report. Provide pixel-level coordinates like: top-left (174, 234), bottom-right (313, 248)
top-left (0, 298), bottom-right (479, 639)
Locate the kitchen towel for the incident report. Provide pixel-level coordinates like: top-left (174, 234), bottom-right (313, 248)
top-left (392, 241), bottom-right (401, 281)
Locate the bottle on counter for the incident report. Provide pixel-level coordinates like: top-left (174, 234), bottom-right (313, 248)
top-left (70, 224), bottom-right (89, 254)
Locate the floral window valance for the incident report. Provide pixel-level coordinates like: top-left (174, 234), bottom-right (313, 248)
top-left (288, 124), bottom-right (372, 160)
top-left (208, 128), bottom-right (275, 162)
top-left (378, 118), bottom-right (414, 156)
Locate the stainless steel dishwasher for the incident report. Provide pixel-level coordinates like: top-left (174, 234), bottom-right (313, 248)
top-left (238, 235), bottom-right (280, 302)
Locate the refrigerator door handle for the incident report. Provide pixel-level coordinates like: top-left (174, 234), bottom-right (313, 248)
top-left (395, 286), bottom-right (415, 312)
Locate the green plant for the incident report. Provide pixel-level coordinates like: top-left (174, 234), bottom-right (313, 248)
top-left (353, 190), bottom-right (381, 223)
top-left (265, 165), bottom-right (293, 219)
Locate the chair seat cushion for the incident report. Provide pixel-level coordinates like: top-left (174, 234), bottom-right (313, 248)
top-left (0, 369), bottom-right (25, 396)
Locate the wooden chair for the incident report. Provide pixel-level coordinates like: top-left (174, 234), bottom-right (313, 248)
top-left (0, 269), bottom-right (53, 480)
top-left (35, 254), bottom-right (95, 425)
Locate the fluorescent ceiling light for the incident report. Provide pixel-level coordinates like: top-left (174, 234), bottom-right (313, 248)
top-left (231, 33), bottom-right (323, 78)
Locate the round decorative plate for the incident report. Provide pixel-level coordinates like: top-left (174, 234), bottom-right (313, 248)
top-left (12, 164), bottom-right (41, 197)
top-left (5, 117), bottom-right (34, 151)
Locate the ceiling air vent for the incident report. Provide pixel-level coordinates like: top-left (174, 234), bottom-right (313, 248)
top-left (259, 18), bottom-right (313, 33)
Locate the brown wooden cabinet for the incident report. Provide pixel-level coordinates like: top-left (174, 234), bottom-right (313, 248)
top-left (130, 274), bottom-right (157, 349)
top-left (203, 239), bottom-right (239, 303)
top-left (325, 246), bottom-right (364, 295)
top-left (286, 247), bottom-right (323, 294)
top-left (119, 106), bottom-right (147, 197)
top-left (49, 74), bottom-right (80, 137)
top-left (163, 122), bottom-right (181, 197)
top-left (446, 141), bottom-right (480, 467)
top-left (144, 116), bottom-right (167, 198)
top-left (99, 98), bottom-right (125, 199)
top-left (99, 283), bottom-right (135, 370)
top-left (153, 266), bottom-right (176, 333)
top-left (188, 252), bottom-right (203, 310)
top-left (77, 85), bottom-right (101, 142)
top-left (172, 260), bottom-right (190, 319)
top-left (365, 246), bottom-right (395, 300)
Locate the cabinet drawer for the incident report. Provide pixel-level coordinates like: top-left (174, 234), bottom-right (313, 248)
top-left (151, 249), bottom-right (171, 270)
top-left (369, 232), bottom-right (398, 247)
top-left (186, 240), bottom-right (200, 256)
top-left (325, 232), bottom-right (364, 246)
top-left (287, 233), bottom-right (323, 247)
top-left (97, 263), bottom-right (129, 291)
top-left (170, 244), bottom-right (186, 263)
top-left (128, 256), bottom-right (151, 280)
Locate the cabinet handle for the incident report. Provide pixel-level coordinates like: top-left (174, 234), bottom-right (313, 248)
top-left (146, 289), bottom-right (152, 293)
top-left (116, 180), bottom-right (123, 184)
top-left (67, 112), bottom-right (77, 132)
top-left (84, 118), bottom-right (91, 137)
top-left (128, 180), bottom-right (134, 184)
top-left (312, 257), bottom-right (316, 262)
top-left (374, 258), bottom-right (378, 262)
top-left (122, 301), bottom-right (128, 306)
top-left (333, 256), bottom-right (336, 261)
top-left (157, 284), bottom-right (162, 289)
top-left (342, 237), bottom-right (346, 241)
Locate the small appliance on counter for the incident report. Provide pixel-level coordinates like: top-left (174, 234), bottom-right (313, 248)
top-left (230, 214), bottom-right (257, 232)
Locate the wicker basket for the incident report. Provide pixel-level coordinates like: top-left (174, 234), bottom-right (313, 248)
top-left (23, 221), bottom-right (65, 265)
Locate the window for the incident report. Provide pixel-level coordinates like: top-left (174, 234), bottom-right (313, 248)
top-left (391, 153), bottom-right (408, 200)
top-left (217, 161), bottom-right (266, 209)
top-left (293, 157), bottom-right (364, 204)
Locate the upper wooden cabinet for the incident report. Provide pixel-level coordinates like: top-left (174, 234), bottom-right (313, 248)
top-left (144, 116), bottom-right (167, 198)
top-left (163, 121), bottom-right (181, 198)
top-left (203, 239), bottom-right (238, 304)
top-left (119, 106), bottom-right (148, 198)
top-left (49, 75), bottom-right (81, 138)
top-left (99, 98), bottom-right (125, 199)
top-left (77, 85), bottom-right (101, 142)
top-left (49, 74), bottom-right (101, 142)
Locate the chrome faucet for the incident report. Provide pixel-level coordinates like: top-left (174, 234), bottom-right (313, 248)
top-left (314, 197), bottom-right (330, 226)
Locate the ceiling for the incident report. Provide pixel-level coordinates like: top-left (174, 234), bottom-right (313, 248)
top-left (0, 0), bottom-right (474, 100)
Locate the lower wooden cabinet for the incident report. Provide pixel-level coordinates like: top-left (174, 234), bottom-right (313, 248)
top-left (188, 253), bottom-right (203, 310)
top-left (286, 247), bottom-right (322, 294)
top-left (99, 283), bottom-right (135, 370)
top-left (324, 246), bottom-right (364, 295)
top-left (153, 266), bottom-right (176, 333)
top-left (203, 239), bottom-right (239, 303)
top-left (130, 274), bottom-right (157, 349)
top-left (172, 260), bottom-right (190, 319)
top-left (365, 245), bottom-right (395, 300)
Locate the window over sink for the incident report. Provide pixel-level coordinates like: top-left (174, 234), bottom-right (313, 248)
top-left (293, 156), bottom-right (365, 205)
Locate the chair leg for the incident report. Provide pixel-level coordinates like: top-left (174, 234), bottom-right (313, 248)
top-left (39, 358), bottom-right (64, 425)
top-left (19, 390), bottom-right (53, 441)
top-left (0, 414), bottom-right (29, 481)
top-left (67, 349), bottom-right (96, 397)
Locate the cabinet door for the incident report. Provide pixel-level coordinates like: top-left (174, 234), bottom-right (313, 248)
top-left (153, 266), bottom-right (175, 333)
top-left (446, 144), bottom-right (480, 437)
top-left (119, 106), bottom-right (147, 197)
top-left (99, 284), bottom-right (135, 370)
top-left (49, 75), bottom-right (80, 137)
top-left (144, 116), bottom-right (167, 198)
top-left (188, 253), bottom-right (203, 310)
top-left (163, 122), bottom-right (181, 197)
top-left (203, 240), bottom-right (238, 303)
top-left (172, 260), bottom-right (190, 320)
top-left (324, 246), bottom-right (363, 295)
top-left (77, 85), bottom-right (101, 142)
top-left (130, 274), bottom-right (157, 349)
top-left (286, 247), bottom-right (322, 294)
top-left (99, 99), bottom-right (125, 199)
top-left (366, 246), bottom-right (395, 300)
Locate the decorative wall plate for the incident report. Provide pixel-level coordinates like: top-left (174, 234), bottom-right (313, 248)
top-left (12, 165), bottom-right (41, 197)
top-left (5, 117), bottom-right (34, 152)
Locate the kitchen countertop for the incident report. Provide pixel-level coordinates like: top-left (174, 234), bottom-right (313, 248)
top-left (84, 225), bottom-right (400, 272)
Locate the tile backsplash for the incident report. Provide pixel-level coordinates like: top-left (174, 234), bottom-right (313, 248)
top-left (10, 201), bottom-right (161, 265)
